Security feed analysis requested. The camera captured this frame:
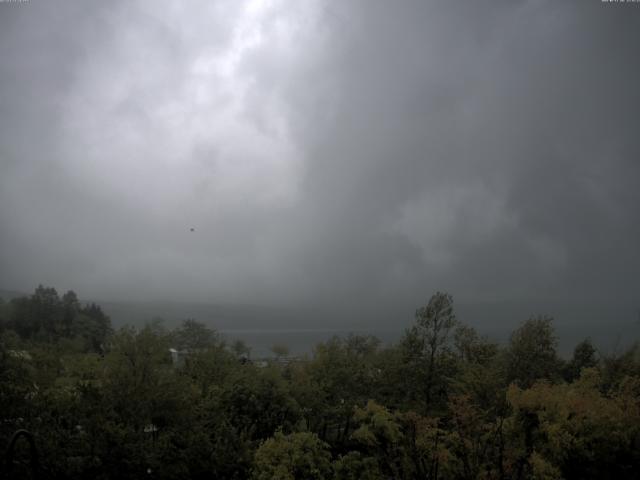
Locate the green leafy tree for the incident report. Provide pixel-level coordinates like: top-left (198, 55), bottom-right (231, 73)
top-left (304, 335), bottom-right (381, 444)
top-left (182, 343), bottom-right (239, 396)
top-left (349, 401), bottom-right (404, 478)
top-left (220, 367), bottom-right (301, 441)
top-left (452, 325), bottom-right (506, 412)
top-left (7, 287), bottom-right (111, 352)
top-left (400, 292), bottom-right (458, 413)
top-left (73, 304), bottom-right (112, 352)
top-left (252, 431), bottom-right (333, 480)
top-left (96, 326), bottom-right (205, 479)
top-left (0, 298), bottom-right (7, 333)
top-left (506, 316), bottom-right (562, 388)
top-left (564, 338), bottom-right (598, 382)
top-left (171, 318), bottom-right (219, 351)
top-left (445, 394), bottom-right (507, 479)
top-left (0, 333), bottom-right (35, 444)
top-left (103, 326), bottom-right (189, 429)
top-left (600, 342), bottom-right (640, 392)
top-left (401, 410), bottom-right (452, 479)
top-left (61, 290), bottom-right (80, 338)
top-left (507, 370), bottom-right (640, 479)
top-left (333, 451), bottom-right (383, 480)
top-left (9, 285), bottom-right (61, 340)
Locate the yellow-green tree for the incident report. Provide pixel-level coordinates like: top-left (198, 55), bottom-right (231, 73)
top-left (507, 369), bottom-right (640, 479)
top-left (252, 431), bottom-right (332, 480)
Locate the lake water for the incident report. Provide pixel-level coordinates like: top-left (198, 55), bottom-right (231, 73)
top-left (219, 328), bottom-right (404, 358)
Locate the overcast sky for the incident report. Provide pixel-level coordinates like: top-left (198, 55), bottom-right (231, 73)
top-left (1, 0), bottom-right (639, 320)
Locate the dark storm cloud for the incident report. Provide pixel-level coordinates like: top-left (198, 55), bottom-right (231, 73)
top-left (1, 0), bottom-right (638, 323)
top-left (279, 0), bottom-right (640, 305)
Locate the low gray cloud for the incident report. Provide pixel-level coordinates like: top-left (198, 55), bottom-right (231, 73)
top-left (1, 0), bottom-right (638, 325)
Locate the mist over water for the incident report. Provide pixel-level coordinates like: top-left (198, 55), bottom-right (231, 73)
top-left (93, 295), bottom-right (638, 357)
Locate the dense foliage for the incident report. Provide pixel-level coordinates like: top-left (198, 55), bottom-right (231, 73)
top-left (1, 288), bottom-right (639, 479)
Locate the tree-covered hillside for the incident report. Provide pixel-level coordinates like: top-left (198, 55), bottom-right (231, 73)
top-left (1, 287), bottom-right (639, 479)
